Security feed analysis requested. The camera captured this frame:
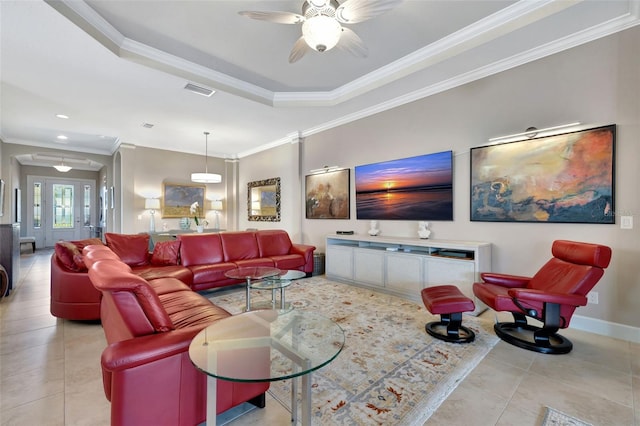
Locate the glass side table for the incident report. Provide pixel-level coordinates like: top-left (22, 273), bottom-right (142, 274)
top-left (189, 309), bottom-right (345, 425)
top-left (250, 270), bottom-right (307, 311)
top-left (224, 266), bottom-right (282, 312)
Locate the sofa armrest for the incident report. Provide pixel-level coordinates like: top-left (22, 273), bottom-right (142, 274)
top-left (480, 272), bottom-right (531, 288)
top-left (508, 288), bottom-right (588, 307)
top-left (101, 327), bottom-right (201, 372)
top-left (290, 244), bottom-right (316, 273)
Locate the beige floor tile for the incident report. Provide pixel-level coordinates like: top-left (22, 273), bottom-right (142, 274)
top-left (507, 371), bottom-right (634, 426)
top-left (0, 340), bottom-right (64, 378)
top-left (0, 325), bottom-right (63, 355)
top-left (495, 403), bottom-right (541, 426)
top-left (0, 358), bottom-right (65, 412)
top-left (425, 379), bottom-right (508, 425)
top-left (529, 352), bottom-right (633, 407)
top-left (463, 353), bottom-right (527, 400)
top-left (0, 312), bottom-right (59, 335)
top-left (65, 383), bottom-right (110, 426)
top-left (485, 340), bottom-right (537, 371)
top-left (563, 327), bottom-right (633, 375)
top-left (0, 393), bottom-right (65, 426)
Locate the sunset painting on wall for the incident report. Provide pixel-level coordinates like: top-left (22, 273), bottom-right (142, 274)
top-left (355, 151), bottom-right (454, 221)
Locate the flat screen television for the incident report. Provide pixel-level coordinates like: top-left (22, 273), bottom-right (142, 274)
top-left (355, 150), bottom-right (453, 221)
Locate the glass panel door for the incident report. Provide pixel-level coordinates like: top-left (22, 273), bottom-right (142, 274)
top-left (27, 177), bottom-right (96, 247)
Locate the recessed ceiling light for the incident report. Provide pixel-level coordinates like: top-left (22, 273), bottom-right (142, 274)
top-left (55, 114), bottom-right (69, 119)
top-left (57, 135), bottom-right (68, 140)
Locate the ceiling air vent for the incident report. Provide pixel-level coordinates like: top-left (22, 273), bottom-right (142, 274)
top-left (184, 82), bottom-right (215, 97)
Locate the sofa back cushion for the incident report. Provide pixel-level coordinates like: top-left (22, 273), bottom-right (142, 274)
top-left (105, 233), bottom-right (150, 267)
top-left (89, 260), bottom-right (174, 336)
top-left (220, 231), bottom-right (260, 261)
top-left (178, 234), bottom-right (224, 266)
top-left (256, 230), bottom-right (293, 257)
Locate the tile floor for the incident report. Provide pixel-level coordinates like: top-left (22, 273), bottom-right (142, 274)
top-left (1, 249), bottom-right (638, 425)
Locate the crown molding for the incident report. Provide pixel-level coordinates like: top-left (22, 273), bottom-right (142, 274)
top-left (47, 0), bottom-right (604, 109)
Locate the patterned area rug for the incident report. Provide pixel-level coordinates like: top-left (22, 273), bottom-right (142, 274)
top-left (208, 277), bottom-right (498, 425)
top-left (543, 407), bottom-right (593, 426)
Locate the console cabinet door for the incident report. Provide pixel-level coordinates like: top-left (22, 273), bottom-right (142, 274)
top-left (326, 245), bottom-right (354, 280)
top-left (425, 257), bottom-right (476, 301)
top-left (353, 248), bottom-right (385, 287)
top-left (386, 253), bottom-right (423, 296)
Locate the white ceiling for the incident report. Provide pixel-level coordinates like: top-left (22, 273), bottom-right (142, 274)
top-left (2, 0), bottom-right (639, 171)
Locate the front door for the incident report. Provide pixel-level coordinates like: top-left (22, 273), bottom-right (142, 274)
top-left (26, 176), bottom-right (96, 248)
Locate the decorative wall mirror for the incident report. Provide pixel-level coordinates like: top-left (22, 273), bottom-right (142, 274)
top-left (248, 177), bottom-right (281, 222)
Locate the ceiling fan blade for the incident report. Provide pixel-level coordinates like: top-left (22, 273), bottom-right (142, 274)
top-left (238, 10), bottom-right (305, 24)
top-left (289, 37), bottom-right (311, 63)
top-left (335, 0), bottom-right (402, 24)
top-left (337, 27), bottom-right (368, 57)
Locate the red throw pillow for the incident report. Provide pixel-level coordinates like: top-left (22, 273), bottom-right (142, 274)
top-left (55, 242), bottom-right (85, 272)
top-left (72, 253), bottom-right (88, 272)
top-left (105, 233), bottom-right (150, 267)
top-left (71, 238), bottom-right (104, 251)
top-left (150, 240), bottom-right (181, 266)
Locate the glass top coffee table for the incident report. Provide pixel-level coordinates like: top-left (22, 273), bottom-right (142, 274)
top-left (224, 266), bottom-right (282, 312)
top-left (189, 309), bottom-right (345, 425)
top-left (250, 270), bottom-right (307, 311)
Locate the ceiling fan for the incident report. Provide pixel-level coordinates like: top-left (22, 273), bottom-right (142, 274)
top-left (239, 0), bottom-right (402, 63)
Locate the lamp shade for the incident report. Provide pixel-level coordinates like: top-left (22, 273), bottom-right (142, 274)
top-left (211, 200), bottom-right (223, 211)
top-left (145, 198), bottom-right (161, 210)
top-left (191, 172), bottom-right (222, 183)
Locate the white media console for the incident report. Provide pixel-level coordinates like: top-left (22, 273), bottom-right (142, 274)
top-left (326, 234), bottom-right (492, 315)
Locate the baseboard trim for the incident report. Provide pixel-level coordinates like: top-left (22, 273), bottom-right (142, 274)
top-left (570, 314), bottom-right (640, 343)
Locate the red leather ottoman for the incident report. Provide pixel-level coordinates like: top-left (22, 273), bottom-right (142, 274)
top-left (421, 285), bottom-right (475, 343)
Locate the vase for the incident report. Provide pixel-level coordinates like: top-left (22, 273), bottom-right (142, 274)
top-left (196, 225), bottom-right (204, 233)
top-left (179, 217), bottom-right (191, 230)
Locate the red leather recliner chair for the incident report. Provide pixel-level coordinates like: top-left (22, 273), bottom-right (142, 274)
top-left (473, 240), bottom-right (612, 354)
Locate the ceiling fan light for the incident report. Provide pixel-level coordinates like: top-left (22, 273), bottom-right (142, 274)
top-left (302, 16), bottom-right (342, 52)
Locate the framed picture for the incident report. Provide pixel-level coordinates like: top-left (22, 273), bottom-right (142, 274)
top-left (15, 188), bottom-right (21, 223)
top-left (470, 124), bottom-right (615, 223)
top-left (248, 177), bottom-right (281, 222)
top-left (305, 169), bottom-right (350, 219)
top-left (0, 179), bottom-right (4, 217)
top-left (162, 182), bottom-right (206, 218)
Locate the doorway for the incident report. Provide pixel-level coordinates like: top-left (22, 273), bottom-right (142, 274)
top-left (26, 176), bottom-right (97, 248)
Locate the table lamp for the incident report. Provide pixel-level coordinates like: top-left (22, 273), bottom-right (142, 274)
top-left (211, 200), bottom-right (223, 230)
top-left (145, 198), bottom-right (161, 232)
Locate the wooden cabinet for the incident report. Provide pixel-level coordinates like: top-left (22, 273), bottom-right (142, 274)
top-left (0, 223), bottom-right (20, 295)
top-left (326, 234), bottom-right (491, 314)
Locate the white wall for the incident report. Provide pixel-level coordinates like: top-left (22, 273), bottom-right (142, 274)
top-left (239, 26), bottom-right (640, 330)
top-left (121, 145), bottom-right (227, 234)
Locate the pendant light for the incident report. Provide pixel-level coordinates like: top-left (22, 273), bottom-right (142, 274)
top-left (191, 131), bottom-right (222, 183)
top-left (53, 158), bottom-right (72, 172)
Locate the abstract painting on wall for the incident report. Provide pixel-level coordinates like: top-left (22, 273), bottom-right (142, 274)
top-left (305, 169), bottom-right (350, 219)
top-left (470, 125), bottom-right (615, 223)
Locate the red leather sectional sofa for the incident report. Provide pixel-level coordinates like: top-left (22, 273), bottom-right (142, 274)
top-left (84, 245), bottom-right (270, 426)
top-left (50, 229), bottom-right (316, 320)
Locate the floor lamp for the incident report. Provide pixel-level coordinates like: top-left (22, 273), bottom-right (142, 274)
top-left (145, 198), bottom-right (161, 232)
top-left (211, 200), bottom-right (223, 230)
